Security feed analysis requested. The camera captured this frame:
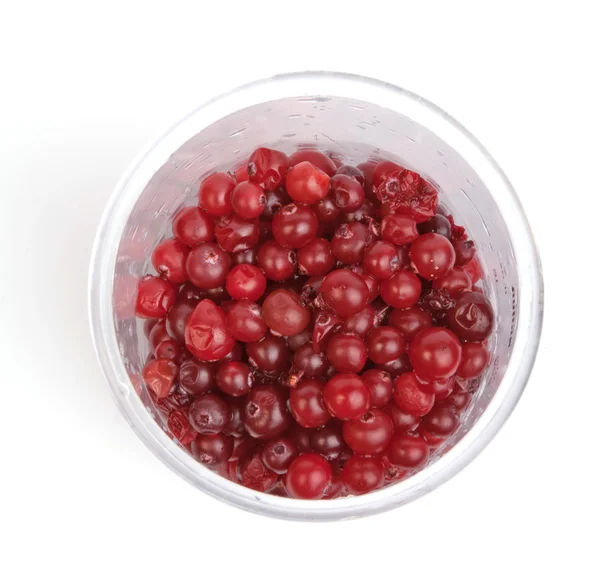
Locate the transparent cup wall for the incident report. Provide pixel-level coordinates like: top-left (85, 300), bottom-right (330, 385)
top-left (114, 94), bottom-right (515, 467)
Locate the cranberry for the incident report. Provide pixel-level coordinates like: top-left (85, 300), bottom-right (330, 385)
top-left (261, 188), bottom-right (291, 219)
top-left (225, 263), bottom-right (267, 301)
top-left (448, 292), bottom-right (494, 342)
top-left (396, 245), bottom-right (411, 269)
top-left (388, 306), bottom-right (433, 341)
top-left (362, 241), bottom-right (399, 280)
top-left (456, 342), bottom-right (490, 379)
top-left (198, 172), bottom-right (235, 216)
top-left (214, 214), bottom-right (259, 253)
top-left (338, 199), bottom-right (377, 224)
top-left (150, 238), bottom-right (190, 284)
top-left (191, 433), bottom-right (234, 466)
top-left (136, 276), bottom-right (177, 318)
top-left (222, 341), bottom-right (243, 362)
top-left (246, 333), bottom-right (290, 374)
top-left (313, 195), bottom-right (341, 223)
top-left (226, 300), bottom-right (267, 343)
top-left (230, 181), bottom-right (266, 219)
top-left (223, 398), bottom-right (246, 436)
top-left (419, 289), bottom-right (455, 323)
top-left (380, 354), bottom-right (412, 376)
top-left (386, 434), bottom-right (430, 468)
top-left (247, 147), bottom-right (289, 190)
top-left (362, 369), bottom-right (393, 408)
top-left (366, 326), bottom-right (406, 364)
top-left (243, 385), bottom-right (291, 439)
top-left (286, 329), bottom-right (312, 352)
top-left (310, 423), bottom-right (347, 460)
top-left (143, 318), bottom-right (160, 339)
top-left (165, 299), bottom-right (196, 344)
top-left (454, 239), bottom-right (476, 266)
top-left (408, 327), bottom-right (462, 380)
top-left (357, 160), bottom-right (378, 197)
top-left (410, 233), bottom-right (456, 280)
top-left (418, 214), bottom-right (452, 239)
top-left (287, 422), bottom-right (314, 452)
top-left (179, 359), bottom-right (215, 396)
top-left (172, 206), bottom-right (214, 246)
top-left (342, 455), bottom-right (384, 494)
top-left (215, 361), bottom-right (253, 397)
top-left (185, 299), bottom-right (234, 361)
top-left (422, 403), bottom-right (460, 436)
top-left (272, 204), bottom-right (318, 249)
top-left (329, 174), bottom-right (365, 212)
top-left (393, 372), bottom-right (435, 416)
top-left (262, 289), bottom-right (311, 336)
top-left (240, 451), bottom-right (279, 493)
top-left (142, 358), bottom-right (177, 398)
top-left (285, 453), bottom-right (332, 499)
top-left (321, 269), bottom-right (369, 319)
top-left (289, 379), bottom-right (330, 428)
top-left (148, 320), bottom-right (170, 354)
top-left (381, 213), bottom-right (419, 245)
top-left (343, 304), bottom-right (376, 338)
top-left (335, 165), bottom-right (365, 185)
top-left (383, 403), bottom-right (421, 432)
top-left (372, 160), bottom-right (404, 189)
top-left (189, 394), bottom-right (231, 434)
top-left (289, 149), bottom-right (337, 176)
top-left (311, 310), bottom-right (343, 352)
top-left (285, 161), bottom-right (331, 205)
top-left (327, 333), bottom-right (368, 373)
top-left (177, 282), bottom-right (204, 302)
top-left (297, 237), bottom-right (335, 276)
top-left (293, 344), bottom-right (329, 378)
top-left (349, 265), bottom-right (380, 303)
top-left (323, 373), bottom-right (370, 420)
top-left (331, 222), bottom-right (369, 264)
top-left (432, 267), bottom-right (472, 297)
top-left (376, 170), bottom-right (438, 222)
top-left (343, 409), bottom-right (394, 455)
top-left (186, 243), bottom-right (231, 289)
top-left (443, 387), bottom-right (472, 411)
top-left (262, 437), bottom-right (298, 473)
top-left (380, 270), bottom-right (422, 309)
top-left (155, 338), bottom-right (183, 361)
top-left (258, 240), bottom-right (297, 281)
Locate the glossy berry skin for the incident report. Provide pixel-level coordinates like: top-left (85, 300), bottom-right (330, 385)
top-left (166, 299), bottom-right (196, 344)
top-left (372, 160), bottom-right (404, 189)
top-left (381, 213), bottom-right (419, 245)
top-left (148, 321), bottom-right (171, 354)
top-left (310, 423), bottom-right (347, 460)
top-left (262, 188), bottom-right (292, 219)
top-left (447, 292), bottom-right (494, 342)
top-left (363, 241), bottom-right (400, 280)
top-left (379, 354), bottom-right (412, 377)
top-left (388, 306), bottom-right (433, 341)
top-left (313, 195), bottom-right (340, 223)
top-left (289, 149), bottom-right (337, 176)
top-left (453, 239), bottom-right (476, 266)
top-left (361, 369), bottom-right (393, 408)
top-left (343, 304), bottom-right (376, 338)
top-left (418, 214), bottom-right (452, 239)
top-left (150, 238), bottom-right (189, 284)
top-left (198, 172), bottom-right (235, 216)
top-left (244, 385), bottom-right (291, 439)
top-left (331, 222), bottom-right (369, 264)
top-left (215, 361), bottom-right (253, 397)
top-left (225, 263), bottom-right (266, 301)
top-left (142, 358), bottom-right (177, 398)
top-left (393, 372), bottom-right (435, 416)
top-left (386, 434), bottom-right (430, 468)
top-left (383, 403), bottom-right (421, 433)
top-left (172, 206), bottom-right (214, 246)
top-left (326, 333), bottom-right (368, 374)
top-left (286, 329), bottom-right (312, 352)
top-left (330, 174), bottom-right (365, 212)
top-left (191, 433), bottom-right (234, 466)
top-left (366, 326), bottom-right (406, 365)
top-left (179, 359), bottom-right (215, 396)
top-left (443, 387), bottom-right (472, 411)
top-left (262, 289), bottom-right (311, 336)
top-left (323, 373), bottom-right (371, 421)
top-left (289, 379), bottom-right (331, 428)
top-left (342, 455), bottom-right (384, 495)
top-left (215, 214), bottom-right (260, 253)
top-left (231, 181), bottom-right (267, 219)
top-left (350, 266), bottom-right (380, 303)
top-left (456, 342), bottom-right (490, 379)
top-left (433, 268), bottom-right (472, 297)
top-left (272, 204), bottom-right (319, 248)
top-left (186, 243), bottom-right (231, 289)
top-left (408, 327), bottom-right (462, 380)
top-left (248, 147), bottom-right (289, 190)
top-left (185, 299), bottom-right (235, 361)
top-left (189, 394), bottom-right (231, 434)
top-left (321, 269), bottom-right (369, 319)
top-left (258, 240), bottom-right (297, 281)
top-left (136, 276), bottom-right (177, 318)
top-left (285, 161), bottom-right (331, 204)
top-left (246, 333), bottom-right (290, 375)
top-left (343, 409), bottom-right (394, 455)
top-left (410, 233), bottom-right (456, 280)
top-left (262, 437), bottom-right (298, 473)
top-left (285, 453), bottom-right (332, 499)
top-left (292, 344), bottom-right (329, 378)
top-left (380, 270), bottom-right (422, 309)
top-left (297, 238), bottom-right (335, 276)
top-left (226, 300), bottom-right (267, 343)
top-left (422, 403), bottom-right (460, 436)
top-left (231, 247), bottom-right (259, 267)
top-left (155, 339), bottom-right (183, 362)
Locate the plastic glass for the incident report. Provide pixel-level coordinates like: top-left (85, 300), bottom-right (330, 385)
top-left (89, 72), bottom-right (543, 520)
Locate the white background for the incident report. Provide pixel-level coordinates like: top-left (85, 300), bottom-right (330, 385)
top-left (1, 1), bottom-right (598, 583)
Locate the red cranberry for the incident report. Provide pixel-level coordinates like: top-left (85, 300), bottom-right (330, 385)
top-left (287, 422), bottom-right (314, 452)
top-left (285, 453), bottom-right (332, 499)
top-left (366, 326), bottom-right (406, 364)
top-left (214, 214), bottom-right (259, 253)
top-left (331, 222), bottom-right (369, 264)
top-left (312, 310), bottom-right (344, 352)
top-left (321, 269), bottom-right (369, 319)
top-left (456, 342), bottom-right (490, 379)
top-left (289, 379), bottom-right (330, 428)
top-left (349, 265), bottom-right (380, 303)
top-left (272, 204), bottom-right (319, 249)
top-left (343, 304), bottom-right (376, 338)
top-left (232, 247), bottom-right (258, 267)
top-left (136, 276), bottom-right (177, 318)
top-left (313, 194), bottom-right (341, 223)
top-left (198, 172), bottom-right (235, 216)
top-left (448, 292), bottom-right (494, 342)
top-left (357, 160), bottom-right (377, 197)
top-left (246, 333), bottom-right (291, 374)
top-left (380, 270), bottom-right (422, 309)
top-left (393, 372), bottom-right (435, 416)
top-left (410, 233), bottom-right (456, 280)
top-left (148, 320), bottom-right (170, 354)
top-left (338, 199), bottom-right (377, 224)
top-left (172, 206), bottom-right (214, 246)
top-left (186, 243), bottom-right (231, 289)
top-left (432, 267), bottom-right (472, 297)
top-left (376, 170), bottom-right (438, 222)
top-left (408, 327), bottom-right (462, 380)
top-left (454, 239), bottom-right (476, 266)
top-left (143, 318), bottom-right (160, 339)
top-left (289, 149), bottom-right (337, 176)
top-left (262, 289), bottom-right (311, 336)
top-left (343, 409), bottom-right (394, 455)
top-left (286, 329), bottom-right (312, 352)
top-left (419, 289), bottom-right (455, 323)
top-left (189, 394), bottom-right (231, 434)
top-left (258, 240), bottom-right (297, 281)
top-left (310, 423), bottom-right (347, 460)
top-left (142, 358), bottom-right (177, 398)
top-left (151, 238), bottom-right (190, 284)
top-left (191, 433), bottom-right (234, 466)
top-left (386, 434), bottom-right (430, 468)
top-left (362, 369), bottom-right (393, 408)
top-left (240, 450), bottom-right (279, 493)
top-left (335, 165), bottom-right (365, 185)
top-left (177, 282), bottom-right (203, 302)
top-left (342, 455), bottom-right (384, 494)
top-left (388, 306), bottom-right (433, 341)
top-left (185, 299), bottom-right (235, 361)
top-left (230, 181), bottom-right (266, 219)
top-left (262, 437), bottom-right (298, 473)
top-left (372, 160), bottom-right (404, 189)
top-left (166, 299), bottom-right (196, 343)
top-left (297, 238), bottom-right (335, 276)
top-left (262, 188), bottom-right (291, 219)
top-left (422, 403), bottom-right (460, 436)
top-left (418, 214), bottom-right (452, 239)
top-left (326, 333), bottom-right (368, 374)
top-left (330, 174), bottom-right (365, 212)
top-left (293, 344), bottom-right (329, 378)
top-left (285, 161), bottom-right (331, 204)
top-left (381, 213), bottom-right (419, 245)
top-left (443, 387), bottom-right (472, 411)
top-left (223, 398), bottom-right (246, 436)
top-left (383, 403), bottom-right (421, 432)
top-left (243, 385), bottom-right (291, 439)
top-left (247, 147), bottom-right (289, 190)
top-left (226, 300), bottom-right (267, 343)
top-left (323, 373), bottom-right (370, 420)
top-left (215, 361), bottom-right (253, 397)
top-left (225, 263), bottom-right (266, 301)
top-left (155, 339), bottom-right (183, 361)
top-left (179, 359), bottom-right (215, 396)
top-left (363, 241), bottom-right (400, 280)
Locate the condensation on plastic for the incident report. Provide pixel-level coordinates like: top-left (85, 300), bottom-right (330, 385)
top-left (89, 72), bottom-right (543, 520)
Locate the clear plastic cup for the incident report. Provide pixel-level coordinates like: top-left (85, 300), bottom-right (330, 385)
top-left (89, 72), bottom-right (543, 520)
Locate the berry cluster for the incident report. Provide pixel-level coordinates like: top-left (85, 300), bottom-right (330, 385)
top-left (135, 147), bottom-right (494, 499)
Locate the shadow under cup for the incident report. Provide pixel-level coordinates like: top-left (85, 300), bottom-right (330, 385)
top-left (91, 73), bottom-right (542, 520)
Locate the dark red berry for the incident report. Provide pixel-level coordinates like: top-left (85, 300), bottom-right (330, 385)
top-left (331, 222), bottom-right (369, 264)
top-left (272, 204), bottom-right (319, 248)
top-left (285, 453), bottom-right (332, 499)
top-left (166, 299), bottom-right (196, 343)
top-left (454, 239), bottom-right (476, 266)
top-left (323, 373), bottom-right (371, 421)
top-left (361, 369), bottom-right (393, 408)
top-left (231, 181), bottom-right (267, 219)
top-left (408, 327), bottom-right (462, 380)
top-left (225, 263), bottom-right (267, 301)
top-left (330, 174), bottom-right (365, 212)
top-left (386, 434), bottom-right (429, 468)
top-left (172, 206), bottom-right (214, 246)
top-left (192, 433), bottom-right (234, 465)
top-left (286, 329), bottom-right (312, 352)
top-left (285, 161), bottom-right (331, 204)
top-left (447, 292), bottom-right (494, 342)
top-left (262, 437), bottom-right (298, 473)
top-left (342, 455), bottom-right (384, 494)
top-left (297, 237), bottom-right (335, 276)
top-left (327, 333), bottom-right (368, 373)
top-left (381, 213), bottom-right (419, 245)
top-left (380, 270), bottom-right (422, 309)
top-left (215, 361), bottom-right (253, 397)
top-left (246, 333), bottom-right (291, 375)
top-left (289, 149), bottom-right (337, 176)
top-left (226, 300), bottom-right (268, 343)
top-left (388, 306), bottom-right (433, 341)
top-left (244, 385), bottom-right (291, 439)
top-left (379, 354), bottom-right (413, 377)
top-left (418, 214), bottom-right (452, 239)
top-left (343, 409), bottom-right (394, 455)
top-left (343, 304), bottom-right (376, 338)
top-left (189, 394), bottom-right (231, 434)
top-left (321, 269), bottom-right (369, 319)
top-left (262, 188), bottom-right (291, 219)
top-left (151, 238), bottom-right (190, 284)
top-left (310, 423), bottom-right (347, 460)
top-left (289, 379), bottom-right (330, 428)
top-left (422, 403), bottom-right (460, 436)
top-left (311, 310), bottom-right (344, 353)
top-left (142, 358), bottom-right (177, 398)
top-left (293, 344), bottom-right (329, 378)
top-left (410, 233), bottom-right (456, 280)
top-left (393, 372), bottom-right (435, 416)
top-left (258, 240), bottom-right (296, 281)
top-left (366, 326), bottom-right (406, 364)
top-left (262, 289), bottom-right (311, 336)
top-left (363, 241), bottom-right (400, 280)
top-left (136, 276), bottom-right (177, 318)
top-left (179, 359), bottom-right (215, 396)
top-left (335, 165), bottom-right (365, 185)
top-left (198, 172), bottom-right (235, 216)
top-left (456, 342), bottom-right (490, 379)
top-left (214, 214), bottom-right (260, 253)
top-left (186, 243), bottom-right (231, 289)
top-left (247, 147), bottom-right (289, 190)
top-left (185, 299), bottom-right (235, 361)
top-left (313, 195), bottom-right (340, 223)
top-left (383, 403), bottom-right (421, 432)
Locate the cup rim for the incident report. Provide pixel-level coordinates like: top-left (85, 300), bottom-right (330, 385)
top-left (89, 71), bottom-right (543, 520)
